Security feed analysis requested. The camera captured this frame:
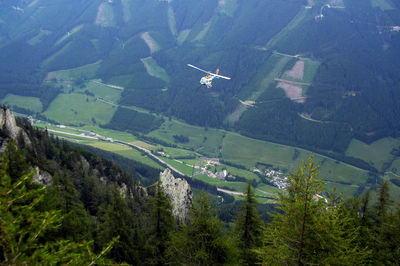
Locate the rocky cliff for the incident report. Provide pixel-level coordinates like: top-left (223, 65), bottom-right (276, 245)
top-left (0, 107), bottom-right (31, 146)
top-left (159, 168), bottom-right (192, 223)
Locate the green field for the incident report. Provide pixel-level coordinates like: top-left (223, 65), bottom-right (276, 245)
top-left (55, 24), bottom-right (83, 46)
top-left (161, 157), bottom-right (194, 176)
top-left (221, 133), bottom-right (369, 187)
top-left (141, 57), bottom-right (170, 83)
top-left (1, 94), bottom-right (43, 112)
top-left (247, 53), bottom-right (292, 101)
top-left (148, 120), bottom-right (226, 156)
top-left (161, 146), bottom-right (198, 158)
top-left (42, 42), bottom-right (72, 67)
top-left (43, 93), bottom-right (116, 125)
top-left (302, 58), bottom-right (320, 83)
top-left (265, 7), bottom-right (311, 49)
top-left (345, 138), bottom-right (400, 172)
top-left (88, 142), bottom-right (163, 169)
top-left (45, 62), bottom-right (100, 84)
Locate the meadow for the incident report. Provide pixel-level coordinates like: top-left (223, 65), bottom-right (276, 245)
top-left (1, 94), bottom-right (43, 113)
top-left (345, 138), bottom-right (400, 172)
top-left (43, 93), bottom-right (116, 125)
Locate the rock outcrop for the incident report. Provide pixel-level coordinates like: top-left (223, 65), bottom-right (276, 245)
top-left (32, 166), bottom-right (52, 186)
top-left (0, 107), bottom-right (31, 146)
top-left (159, 168), bottom-right (192, 223)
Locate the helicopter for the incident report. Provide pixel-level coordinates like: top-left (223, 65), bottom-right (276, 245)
top-left (187, 64), bottom-right (231, 88)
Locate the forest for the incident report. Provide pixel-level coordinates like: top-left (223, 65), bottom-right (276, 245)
top-left (1, 117), bottom-right (400, 265)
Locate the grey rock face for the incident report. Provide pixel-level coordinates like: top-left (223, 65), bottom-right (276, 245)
top-left (0, 108), bottom-right (31, 146)
top-left (32, 166), bottom-right (52, 186)
top-left (159, 168), bottom-right (192, 223)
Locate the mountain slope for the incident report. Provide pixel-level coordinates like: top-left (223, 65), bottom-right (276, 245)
top-left (1, 0), bottom-right (400, 153)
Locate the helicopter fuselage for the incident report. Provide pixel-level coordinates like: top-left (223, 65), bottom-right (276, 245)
top-left (200, 75), bottom-right (216, 88)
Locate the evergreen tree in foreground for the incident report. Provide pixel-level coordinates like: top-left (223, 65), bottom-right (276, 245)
top-left (234, 180), bottom-right (264, 265)
top-left (144, 180), bottom-right (175, 265)
top-left (0, 153), bottom-right (116, 264)
top-left (166, 191), bottom-right (237, 265)
top-left (258, 156), bottom-right (368, 265)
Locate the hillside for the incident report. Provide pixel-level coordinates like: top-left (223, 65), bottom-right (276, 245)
top-left (1, 108), bottom-right (400, 264)
top-left (1, 0), bottom-right (399, 154)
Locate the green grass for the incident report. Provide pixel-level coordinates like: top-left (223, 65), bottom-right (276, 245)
top-left (302, 58), bottom-right (320, 83)
top-left (88, 142), bottom-right (163, 169)
top-left (388, 158), bottom-right (400, 175)
top-left (161, 157), bottom-right (194, 176)
top-left (147, 120), bottom-right (225, 156)
top-left (141, 57), bottom-right (170, 83)
top-left (161, 147), bottom-right (198, 158)
top-left (345, 138), bottom-right (400, 172)
top-left (266, 7), bottom-right (311, 49)
top-left (55, 24), bottom-right (83, 46)
top-left (371, 0), bottom-right (394, 10)
top-left (84, 79), bottom-right (122, 102)
top-left (177, 30), bottom-right (191, 45)
top-left (167, 6), bottom-right (177, 36)
top-left (256, 183), bottom-right (279, 195)
top-left (218, 165), bottom-right (261, 182)
top-left (42, 42), bottom-right (72, 67)
top-left (247, 53), bottom-right (292, 101)
top-left (1, 94), bottom-right (43, 112)
top-left (43, 93), bottom-right (116, 125)
top-left (45, 62), bottom-right (100, 84)
top-left (193, 18), bottom-right (214, 41)
top-left (79, 125), bottom-right (138, 143)
top-left (221, 133), bottom-right (369, 188)
top-left (96, 3), bottom-right (115, 27)
top-left (195, 174), bottom-right (247, 192)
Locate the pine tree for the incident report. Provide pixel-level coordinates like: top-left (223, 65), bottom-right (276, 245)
top-left (0, 153), bottom-right (116, 264)
top-left (97, 185), bottom-right (139, 264)
top-left (144, 180), bottom-right (175, 265)
top-left (370, 181), bottom-right (399, 264)
top-left (258, 156), bottom-right (368, 265)
top-left (167, 191), bottom-right (237, 265)
top-left (234, 179), bottom-right (264, 265)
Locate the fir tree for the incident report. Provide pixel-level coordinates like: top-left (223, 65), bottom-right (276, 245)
top-left (144, 180), bottom-right (175, 265)
top-left (167, 191), bottom-right (237, 265)
top-left (234, 179), bottom-right (264, 265)
top-left (258, 156), bottom-right (368, 265)
top-left (0, 153), bottom-right (116, 264)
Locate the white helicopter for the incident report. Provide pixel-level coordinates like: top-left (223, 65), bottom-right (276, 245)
top-left (187, 64), bottom-right (231, 88)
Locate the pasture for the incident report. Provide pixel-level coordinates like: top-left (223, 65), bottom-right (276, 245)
top-left (345, 138), bottom-right (400, 172)
top-left (43, 93), bottom-right (116, 125)
top-left (2, 94), bottom-right (43, 112)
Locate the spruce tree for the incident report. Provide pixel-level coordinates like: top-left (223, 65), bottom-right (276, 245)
top-left (0, 153), bottom-right (116, 264)
top-left (144, 180), bottom-right (175, 265)
top-left (258, 156), bottom-right (368, 265)
top-left (167, 191), bottom-right (237, 265)
top-left (234, 179), bottom-right (264, 265)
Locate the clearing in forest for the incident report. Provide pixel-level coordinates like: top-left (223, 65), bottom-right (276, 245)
top-left (141, 32), bottom-right (160, 54)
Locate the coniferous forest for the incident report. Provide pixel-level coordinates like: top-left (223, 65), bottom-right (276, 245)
top-left (1, 117), bottom-right (400, 265)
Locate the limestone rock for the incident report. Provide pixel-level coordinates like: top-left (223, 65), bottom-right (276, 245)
top-left (159, 168), bottom-right (192, 223)
top-left (32, 166), bottom-right (52, 186)
top-left (0, 107), bottom-right (31, 146)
